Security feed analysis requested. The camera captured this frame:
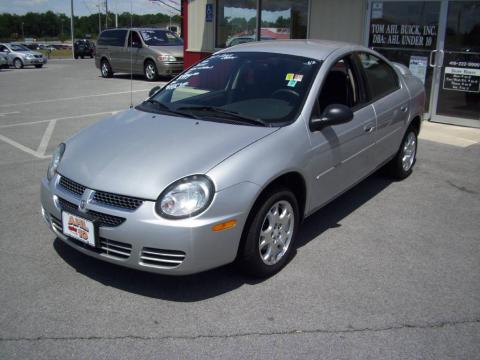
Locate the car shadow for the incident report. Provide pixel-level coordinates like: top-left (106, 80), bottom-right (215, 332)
top-left (53, 172), bottom-right (393, 302)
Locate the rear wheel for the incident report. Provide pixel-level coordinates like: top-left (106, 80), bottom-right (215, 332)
top-left (144, 60), bottom-right (158, 81)
top-left (388, 126), bottom-right (418, 179)
top-left (239, 187), bottom-right (299, 278)
top-left (100, 59), bottom-right (113, 78)
top-left (13, 58), bottom-right (23, 69)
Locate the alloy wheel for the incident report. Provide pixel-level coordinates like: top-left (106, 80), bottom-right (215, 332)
top-left (258, 200), bottom-right (294, 265)
top-left (402, 132), bottom-right (417, 171)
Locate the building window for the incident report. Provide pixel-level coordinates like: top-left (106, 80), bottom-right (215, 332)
top-left (261, 0), bottom-right (308, 40)
top-left (216, 0), bottom-right (309, 48)
top-left (216, 0), bottom-right (257, 48)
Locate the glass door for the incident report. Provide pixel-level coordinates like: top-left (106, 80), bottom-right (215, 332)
top-left (430, 0), bottom-right (480, 127)
top-left (366, 1), bottom-right (442, 114)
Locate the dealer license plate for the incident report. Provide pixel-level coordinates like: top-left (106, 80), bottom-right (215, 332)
top-left (62, 211), bottom-right (96, 247)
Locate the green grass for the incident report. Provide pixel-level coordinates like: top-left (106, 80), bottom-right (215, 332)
top-left (38, 49), bottom-right (75, 59)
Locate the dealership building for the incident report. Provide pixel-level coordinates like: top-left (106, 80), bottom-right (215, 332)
top-left (180, 0), bottom-right (479, 127)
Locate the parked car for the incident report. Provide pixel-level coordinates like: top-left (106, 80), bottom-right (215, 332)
top-left (226, 35), bottom-right (275, 47)
top-left (74, 39), bottom-right (95, 59)
top-left (0, 43), bottom-right (47, 68)
top-left (41, 40), bottom-right (425, 277)
top-left (95, 28), bottom-right (184, 81)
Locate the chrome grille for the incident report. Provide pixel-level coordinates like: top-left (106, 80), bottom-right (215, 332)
top-left (140, 247), bottom-right (185, 268)
top-left (93, 191), bottom-right (143, 210)
top-left (58, 176), bottom-right (143, 211)
top-left (58, 197), bottom-right (126, 227)
top-left (59, 176), bottom-right (86, 196)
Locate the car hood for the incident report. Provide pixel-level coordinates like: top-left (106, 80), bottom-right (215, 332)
top-left (149, 45), bottom-right (183, 58)
top-left (58, 108), bottom-right (277, 199)
top-left (17, 51), bottom-right (43, 57)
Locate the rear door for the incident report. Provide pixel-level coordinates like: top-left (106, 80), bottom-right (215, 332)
top-left (308, 54), bottom-right (377, 211)
top-left (355, 52), bottom-right (410, 165)
top-left (98, 29), bottom-right (128, 72)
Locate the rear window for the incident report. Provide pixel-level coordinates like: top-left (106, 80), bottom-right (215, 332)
top-left (97, 30), bottom-right (127, 47)
top-left (357, 53), bottom-right (399, 100)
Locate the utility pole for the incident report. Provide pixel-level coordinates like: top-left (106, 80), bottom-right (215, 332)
top-left (115, 13), bottom-right (118, 28)
top-left (21, 22), bottom-right (24, 40)
top-left (97, 1), bottom-right (101, 35)
top-left (70, 0), bottom-right (75, 59)
top-left (105, 0), bottom-right (108, 29)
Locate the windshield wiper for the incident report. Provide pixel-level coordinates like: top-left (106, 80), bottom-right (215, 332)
top-left (141, 99), bottom-right (199, 119)
top-left (176, 106), bottom-right (268, 127)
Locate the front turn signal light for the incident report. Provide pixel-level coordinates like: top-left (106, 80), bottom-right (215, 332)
top-left (212, 219), bottom-right (237, 232)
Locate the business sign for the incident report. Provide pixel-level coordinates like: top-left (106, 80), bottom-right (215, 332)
top-left (369, 23), bottom-right (437, 49)
top-left (206, 4), bottom-right (213, 22)
top-left (443, 67), bottom-right (480, 93)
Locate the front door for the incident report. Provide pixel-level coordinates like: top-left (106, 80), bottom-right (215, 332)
top-left (308, 55), bottom-right (377, 211)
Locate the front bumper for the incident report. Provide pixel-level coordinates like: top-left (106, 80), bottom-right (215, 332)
top-left (156, 61), bottom-right (184, 76)
top-left (24, 57), bottom-right (47, 65)
top-left (41, 174), bottom-right (259, 275)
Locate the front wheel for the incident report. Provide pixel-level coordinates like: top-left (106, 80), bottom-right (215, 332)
top-left (239, 187), bottom-right (299, 278)
top-left (13, 58), bottom-right (23, 69)
top-left (100, 59), bottom-right (113, 78)
top-left (144, 60), bottom-right (158, 81)
top-left (388, 127), bottom-right (418, 179)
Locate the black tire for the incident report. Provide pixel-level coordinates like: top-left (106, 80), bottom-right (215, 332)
top-left (100, 59), bottom-right (113, 78)
top-left (81, 55), bottom-right (84, 59)
top-left (35, 64), bottom-right (43, 68)
top-left (238, 187), bottom-right (299, 278)
top-left (144, 60), bottom-right (158, 81)
top-left (13, 58), bottom-right (23, 69)
top-left (388, 126), bottom-right (418, 179)
top-left (90, 54), bottom-right (94, 59)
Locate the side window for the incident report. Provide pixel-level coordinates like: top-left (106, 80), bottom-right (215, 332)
top-left (128, 31), bottom-right (142, 47)
top-left (318, 57), bottom-right (361, 113)
top-left (97, 30), bottom-right (127, 47)
top-left (357, 53), bottom-right (399, 100)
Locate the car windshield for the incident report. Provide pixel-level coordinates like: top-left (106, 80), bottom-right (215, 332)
top-left (10, 44), bottom-right (30, 51)
top-left (139, 30), bottom-right (183, 46)
top-left (140, 52), bottom-right (320, 126)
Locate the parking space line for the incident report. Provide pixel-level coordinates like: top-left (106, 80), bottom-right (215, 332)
top-left (0, 89), bottom-right (151, 108)
top-left (37, 120), bottom-right (57, 156)
top-left (0, 110), bottom-right (121, 129)
top-left (0, 111), bottom-right (20, 117)
top-left (0, 133), bottom-right (50, 159)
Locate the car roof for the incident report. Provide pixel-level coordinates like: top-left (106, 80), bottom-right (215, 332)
top-left (219, 39), bottom-right (368, 61)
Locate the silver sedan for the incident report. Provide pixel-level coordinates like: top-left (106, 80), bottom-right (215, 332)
top-left (41, 40), bottom-right (425, 277)
top-left (0, 43), bottom-right (47, 69)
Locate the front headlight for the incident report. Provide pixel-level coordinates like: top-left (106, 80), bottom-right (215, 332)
top-left (156, 175), bottom-right (214, 219)
top-left (47, 143), bottom-right (65, 181)
top-left (158, 54), bottom-right (176, 62)
top-left (26, 54), bottom-right (34, 59)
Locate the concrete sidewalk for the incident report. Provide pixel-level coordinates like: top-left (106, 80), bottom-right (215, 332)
top-left (420, 121), bottom-right (480, 148)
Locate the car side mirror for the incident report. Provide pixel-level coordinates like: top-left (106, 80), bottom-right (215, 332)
top-left (310, 104), bottom-right (354, 131)
top-left (132, 41), bottom-right (142, 48)
top-left (149, 86), bottom-right (161, 97)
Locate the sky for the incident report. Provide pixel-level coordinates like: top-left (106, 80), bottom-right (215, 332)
top-left (0, 0), bottom-right (180, 16)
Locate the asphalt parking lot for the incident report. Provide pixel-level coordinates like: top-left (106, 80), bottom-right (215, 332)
top-left (0, 59), bottom-right (479, 359)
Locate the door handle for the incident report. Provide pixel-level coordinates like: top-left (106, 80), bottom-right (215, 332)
top-left (429, 50), bottom-right (438, 67)
top-left (363, 124), bottom-right (376, 133)
top-left (400, 105), bottom-right (408, 112)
